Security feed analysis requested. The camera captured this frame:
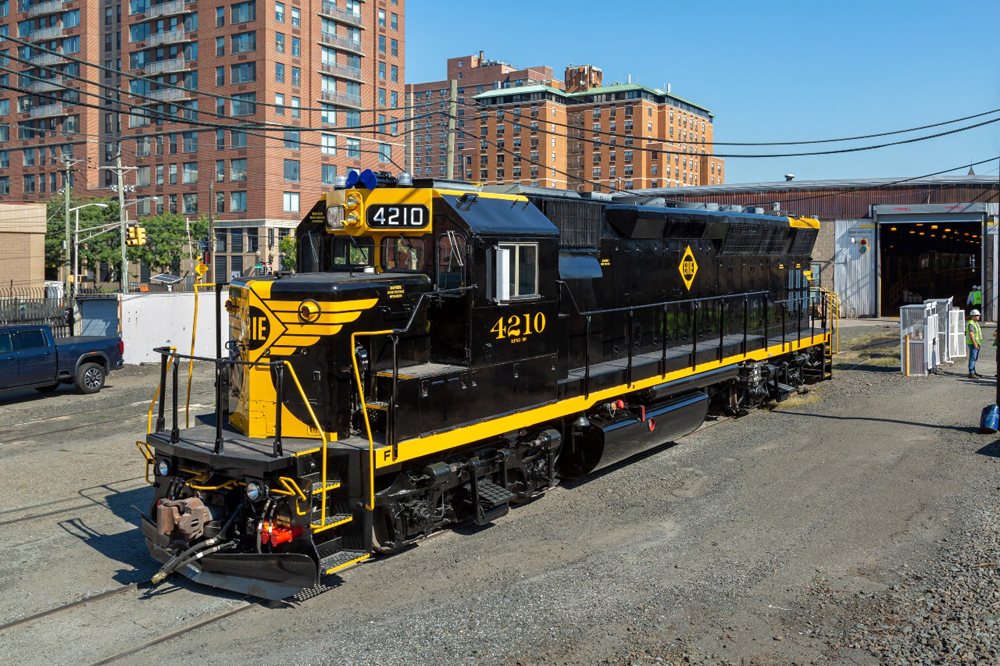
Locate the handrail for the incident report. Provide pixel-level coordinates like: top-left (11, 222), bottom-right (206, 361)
top-left (147, 349), bottom-right (176, 434)
top-left (556, 281), bottom-right (815, 396)
top-left (281, 361), bottom-right (334, 530)
top-left (149, 345), bottom-right (334, 528)
top-left (351, 329), bottom-right (393, 512)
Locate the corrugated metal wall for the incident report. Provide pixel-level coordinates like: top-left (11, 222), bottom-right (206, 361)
top-left (667, 184), bottom-right (997, 220)
top-left (834, 219), bottom-right (876, 317)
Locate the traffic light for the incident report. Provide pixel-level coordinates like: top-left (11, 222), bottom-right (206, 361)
top-left (126, 225), bottom-right (147, 246)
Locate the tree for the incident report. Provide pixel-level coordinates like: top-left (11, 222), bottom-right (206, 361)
top-left (45, 196), bottom-right (209, 282)
top-left (278, 234), bottom-right (297, 272)
top-left (45, 195), bottom-right (122, 276)
top-left (130, 213), bottom-right (208, 273)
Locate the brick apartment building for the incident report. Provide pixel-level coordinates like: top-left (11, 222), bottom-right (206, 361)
top-left (0, 0), bottom-right (405, 283)
top-left (406, 54), bottom-right (723, 192)
top-left (404, 52), bottom-right (561, 181)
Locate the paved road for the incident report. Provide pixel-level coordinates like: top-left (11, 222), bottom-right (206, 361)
top-left (2, 328), bottom-right (999, 665)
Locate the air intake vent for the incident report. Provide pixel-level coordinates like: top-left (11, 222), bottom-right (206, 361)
top-left (721, 224), bottom-right (790, 255)
top-left (530, 197), bottom-right (601, 249)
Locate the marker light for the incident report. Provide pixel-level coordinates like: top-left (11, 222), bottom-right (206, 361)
top-left (931, 225), bottom-right (938, 229)
top-left (298, 299), bottom-right (320, 322)
top-left (156, 459), bottom-right (171, 477)
top-left (326, 205), bottom-right (345, 230)
top-left (345, 193), bottom-right (362, 211)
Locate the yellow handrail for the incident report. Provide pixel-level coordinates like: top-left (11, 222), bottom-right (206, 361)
top-left (146, 349), bottom-right (177, 434)
top-left (186, 282), bottom-right (219, 427)
top-left (281, 361), bottom-right (334, 530)
top-left (350, 329), bottom-right (393, 512)
top-left (817, 287), bottom-right (840, 355)
top-left (136, 441), bottom-right (155, 485)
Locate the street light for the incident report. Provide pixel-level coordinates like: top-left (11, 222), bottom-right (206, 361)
top-left (70, 203), bottom-right (108, 298)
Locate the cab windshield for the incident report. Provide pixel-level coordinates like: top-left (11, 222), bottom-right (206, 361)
top-left (330, 236), bottom-right (374, 271)
top-left (380, 236), bottom-right (427, 272)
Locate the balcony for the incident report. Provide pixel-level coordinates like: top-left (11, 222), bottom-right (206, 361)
top-left (26, 77), bottom-right (63, 93)
top-left (30, 103), bottom-right (66, 118)
top-left (144, 57), bottom-right (188, 75)
top-left (29, 25), bottom-right (64, 41)
top-left (139, 87), bottom-right (189, 103)
top-left (145, 0), bottom-right (191, 19)
top-left (319, 32), bottom-right (364, 55)
top-left (320, 62), bottom-right (363, 82)
top-left (320, 90), bottom-right (362, 108)
top-left (29, 52), bottom-right (65, 66)
top-left (145, 28), bottom-right (189, 48)
top-left (29, 0), bottom-right (65, 17)
top-left (319, 1), bottom-right (364, 28)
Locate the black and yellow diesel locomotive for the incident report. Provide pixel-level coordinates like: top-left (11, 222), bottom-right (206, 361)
top-left (139, 171), bottom-right (833, 599)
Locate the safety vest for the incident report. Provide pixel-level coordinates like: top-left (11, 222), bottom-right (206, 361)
top-left (969, 290), bottom-right (983, 306)
top-left (967, 319), bottom-right (983, 346)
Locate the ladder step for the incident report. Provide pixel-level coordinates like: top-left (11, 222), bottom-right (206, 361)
top-left (311, 481), bottom-right (341, 495)
top-left (366, 401), bottom-right (388, 411)
top-left (320, 549), bottom-right (370, 575)
top-left (312, 513), bottom-right (353, 531)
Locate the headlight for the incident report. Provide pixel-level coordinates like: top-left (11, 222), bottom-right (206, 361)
top-left (156, 459), bottom-right (171, 477)
top-left (245, 481), bottom-right (265, 502)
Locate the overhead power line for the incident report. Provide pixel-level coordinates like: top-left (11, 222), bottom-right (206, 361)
top-left (438, 109), bottom-right (1000, 160)
top-left (2, 32), bottom-right (426, 116)
top-left (451, 98), bottom-right (1000, 147)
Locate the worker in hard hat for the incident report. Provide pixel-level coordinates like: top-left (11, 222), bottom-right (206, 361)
top-left (967, 309), bottom-right (983, 379)
top-left (967, 285), bottom-right (983, 310)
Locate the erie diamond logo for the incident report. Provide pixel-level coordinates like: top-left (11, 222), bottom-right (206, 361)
top-left (679, 245), bottom-right (698, 290)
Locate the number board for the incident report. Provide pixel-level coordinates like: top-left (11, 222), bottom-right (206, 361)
top-left (366, 204), bottom-right (430, 230)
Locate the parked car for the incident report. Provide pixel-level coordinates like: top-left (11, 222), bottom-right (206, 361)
top-left (0, 324), bottom-right (124, 395)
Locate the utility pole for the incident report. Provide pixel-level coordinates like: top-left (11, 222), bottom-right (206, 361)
top-left (116, 147), bottom-right (128, 292)
top-left (445, 79), bottom-right (458, 180)
top-left (407, 90), bottom-right (415, 174)
top-left (62, 156), bottom-right (72, 300)
top-left (99, 152), bottom-right (137, 293)
top-left (61, 156), bottom-right (84, 300)
top-left (208, 180), bottom-right (215, 284)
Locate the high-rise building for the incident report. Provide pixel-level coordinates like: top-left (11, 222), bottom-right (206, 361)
top-left (404, 52), bottom-right (561, 181)
top-left (407, 54), bottom-right (723, 192)
top-left (0, 0), bottom-right (405, 282)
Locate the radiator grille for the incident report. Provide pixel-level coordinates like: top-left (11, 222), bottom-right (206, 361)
top-left (789, 228), bottom-right (819, 256)
top-left (721, 224), bottom-right (790, 255)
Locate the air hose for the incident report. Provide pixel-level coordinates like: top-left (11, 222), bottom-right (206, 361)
top-left (151, 501), bottom-right (245, 585)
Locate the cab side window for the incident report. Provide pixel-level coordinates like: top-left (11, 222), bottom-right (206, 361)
top-left (0, 333), bottom-right (11, 353)
top-left (489, 242), bottom-right (538, 302)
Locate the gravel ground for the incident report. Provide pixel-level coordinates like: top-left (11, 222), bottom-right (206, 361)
top-left (3, 324), bottom-right (1000, 665)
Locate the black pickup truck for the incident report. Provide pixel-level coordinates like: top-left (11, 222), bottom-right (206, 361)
top-left (0, 324), bottom-right (124, 395)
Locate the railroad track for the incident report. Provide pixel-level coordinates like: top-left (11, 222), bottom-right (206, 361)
top-left (0, 584), bottom-right (139, 632)
top-left (88, 600), bottom-right (267, 666)
top-left (0, 400), bottom-right (211, 445)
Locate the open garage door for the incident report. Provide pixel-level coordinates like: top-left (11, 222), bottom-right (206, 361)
top-left (879, 221), bottom-right (979, 317)
top-left (874, 204), bottom-right (990, 319)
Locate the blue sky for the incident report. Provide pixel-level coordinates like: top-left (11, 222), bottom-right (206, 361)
top-left (405, 0), bottom-right (1000, 184)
